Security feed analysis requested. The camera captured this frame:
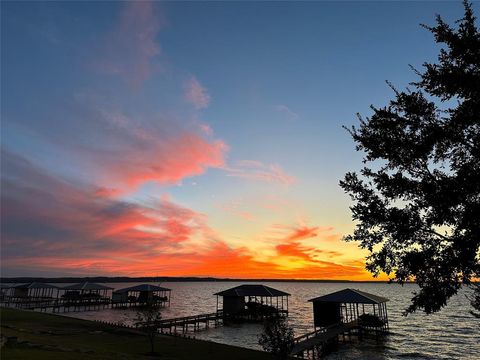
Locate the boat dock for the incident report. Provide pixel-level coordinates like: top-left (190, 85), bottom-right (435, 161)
top-left (2, 284), bottom-right (391, 359)
top-left (0, 282), bottom-right (172, 313)
top-left (157, 311), bottom-right (224, 334)
top-left (291, 320), bottom-right (357, 358)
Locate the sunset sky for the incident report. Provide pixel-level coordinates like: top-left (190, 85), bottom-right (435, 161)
top-left (1, 1), bottom-right (470, 279)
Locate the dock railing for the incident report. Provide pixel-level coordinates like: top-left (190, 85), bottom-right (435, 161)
top-left (293, 322), bottom-right (340, 344)
top-left (156, 311), bottom-right (223, 327)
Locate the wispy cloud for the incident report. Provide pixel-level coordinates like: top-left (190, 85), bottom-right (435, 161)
top-left (198, 123), bottom-right (213, 136)
top-left (276, 104), bottom-right (299, 120)
top-left (225, 160), bottom-right (296, 186)
top-left (31, 92), bottom-right (228, 194)
top-left (257, 195), bottom-right (291, 212)
top-left (96, 1), bottom-right (164, 87)
top-left (184, 76), bottom-right (211, 109)
top-left (284, 225), bottom-right (320, 241)
top-left (216, 199), bottom-right (255, 222)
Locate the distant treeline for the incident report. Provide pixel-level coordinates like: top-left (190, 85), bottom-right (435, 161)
top-left (0, 276), bottom-right (393, 284)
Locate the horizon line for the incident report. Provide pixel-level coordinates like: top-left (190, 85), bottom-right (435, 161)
top-left (0, 275), bottom-right (405, 284)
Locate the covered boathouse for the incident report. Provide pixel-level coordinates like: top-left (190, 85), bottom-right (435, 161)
top-left (214, 284), bottom-right (290, 319)
top-left (0, 284), bottom-right (13, 300)
top-left (112, 284), bottom-right (171, 308)
top-left (309, 288), bottom-right (389, 332)
top-left (58, 282), bottom-right (113, 309)
top-left (4, 283), bottom-right (59, 309)
top-left (61, 282), bottom-right (113, 299)
top-left (12, 282), bottom-right (59, 300)
top-left (291, 289), bottom-right (389, 358)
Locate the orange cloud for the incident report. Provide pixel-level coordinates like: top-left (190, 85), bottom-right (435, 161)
top-left (276, 242), bottom-right (313, 260)
top-left (1, 150), bottom-right (373, 280)
top-left (2, 243), bottom-right (368, 280)
top-left (285, 225), bottom-right (320, 241)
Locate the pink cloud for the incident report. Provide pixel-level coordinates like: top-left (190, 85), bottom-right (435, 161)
top-left (1, 149), bottom-right (218, 264)
top-left (184, 76), bottom-right (211, 109)
top-left (0, 150), bottom-right (272, 278)
top-left (97, 1), bottom-right (164, 87)
top-left (1, 151), bottom-right (369, 280)
top-left (99, 132), bottom-right (228, 190)
top-left (61, 96), bottom-right (229, 193)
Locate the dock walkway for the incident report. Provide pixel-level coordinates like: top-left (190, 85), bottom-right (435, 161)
top-left (157, 311), bottom-right (224, 334)
top-left (291, 320), bottom-right (357, 357)
top-left (1, 297), bottom-right (169, 313)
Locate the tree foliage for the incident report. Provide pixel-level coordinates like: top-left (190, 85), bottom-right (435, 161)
top-left (258, 316), bottom-right (295, 359)
top-left (135, 305), bottom-right (162, 354)
top-left (340, 1), bottom-right (480, 314)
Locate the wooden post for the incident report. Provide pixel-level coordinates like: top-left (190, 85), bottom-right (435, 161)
top-left (384, 303), bottom-right (389, 330)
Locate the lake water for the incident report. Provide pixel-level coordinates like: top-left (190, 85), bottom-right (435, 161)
top-left (59, 281), bottom-right (479, 359)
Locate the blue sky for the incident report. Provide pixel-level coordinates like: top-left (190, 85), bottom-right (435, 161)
top-left (1, 1), bottom-right (474, 277)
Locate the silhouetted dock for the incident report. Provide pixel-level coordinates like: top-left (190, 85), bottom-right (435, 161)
top-left (157, 311), bottom-right (224, 333)
top-left (0, 283), bottom-right (171, 313)
top-left (291, 320), bottom-right (357, 357)
top-left (290, 288), bottom-right (390, 358)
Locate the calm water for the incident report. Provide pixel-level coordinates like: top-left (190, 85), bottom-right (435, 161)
top-left (58, 281), bottom-right (479, 359)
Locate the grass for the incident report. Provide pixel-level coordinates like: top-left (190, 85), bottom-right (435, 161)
top-left (0, 307), bottom-right (276, 360)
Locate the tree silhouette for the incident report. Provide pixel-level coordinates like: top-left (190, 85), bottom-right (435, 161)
top-left (135, 305), bottom-right (162, 355)
top-left (340, 1), bottom-right (479, 314)
top-left (258, 316), bottom-right (295, 359)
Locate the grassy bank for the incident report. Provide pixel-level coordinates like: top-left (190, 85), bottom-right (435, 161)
top-left (0, 308), bottom-right (276, 360)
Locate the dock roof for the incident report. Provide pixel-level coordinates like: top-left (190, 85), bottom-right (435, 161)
top-left (114, 284), bottom-right (171, 293)
top-left (214, 284), bottom-right (290, 297)
top-left (308, 288), bottom-right (388, 304)
top-left (13, 282), bottom-right (59, 289)
top-left (62, 282), bottom-right (113, 291)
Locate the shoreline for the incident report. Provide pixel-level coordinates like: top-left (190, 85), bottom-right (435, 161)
top-left (0, 307), bottom-right (277, 360)
top-left (0, 276), bottom-right (401, 284)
